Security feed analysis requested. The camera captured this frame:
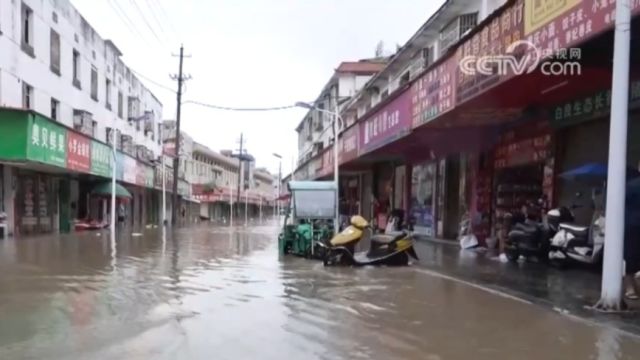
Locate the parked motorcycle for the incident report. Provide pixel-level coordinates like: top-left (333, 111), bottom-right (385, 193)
top-left (548, 198), bottom-right (605, 268)
top-left (505, 200), bottom-right (555, 262)
top-left (318, 214), bottom-right (419, 266)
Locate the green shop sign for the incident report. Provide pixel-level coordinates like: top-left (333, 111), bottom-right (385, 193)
top-left (27, 114), bottom-right (67, 167)
top-left (551, 81), bottom-right (640, 128)
top-left (91, 140), bottom-right (112, 177)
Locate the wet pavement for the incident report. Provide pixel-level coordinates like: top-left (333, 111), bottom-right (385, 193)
top-left (1, 223), bottom-right (640, 359)
top-left (413, 238), bottom-right (640, 335)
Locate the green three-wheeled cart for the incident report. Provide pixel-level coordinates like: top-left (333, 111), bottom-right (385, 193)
top-left (278, 181), bottom-right (337, 259)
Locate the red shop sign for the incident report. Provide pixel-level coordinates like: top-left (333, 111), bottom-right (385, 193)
top-left (359, 90), bottom-right (412, 154)
top-left (524, 0), bottom-right (640, 54)
top-left (457, 0), bottom-right (525, 104)
top-left (67, 131), bottom-right (91, 173)
top-left (411, 56), bottom-right (457, 128)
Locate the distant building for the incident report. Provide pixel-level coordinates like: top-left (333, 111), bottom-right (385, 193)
top-left (295, 59), bottom-right (388, 172)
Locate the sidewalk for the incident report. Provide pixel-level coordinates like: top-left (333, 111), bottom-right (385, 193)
top-left (413, 237), bottom-right (640, 336)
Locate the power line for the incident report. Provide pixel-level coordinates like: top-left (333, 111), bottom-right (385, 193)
top-left (183, 100), bottom-right (298, 112)
top-left (143, 0), bottom-right (169, 38)
top-left (127, 0), bottom-right (163, 45)
top-left (130, 69), bottom-right (176, 94)
top-left (152, 0), bottom-right (181, 42)
top-left (107, 0), bottom-right (147, 43)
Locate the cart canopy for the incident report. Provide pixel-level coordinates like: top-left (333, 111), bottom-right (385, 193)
top-left (287, 181), bottom-right (336, 192)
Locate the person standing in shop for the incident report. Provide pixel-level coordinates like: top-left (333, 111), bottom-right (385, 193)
top-left (117, 202), bottom-right (126, 224)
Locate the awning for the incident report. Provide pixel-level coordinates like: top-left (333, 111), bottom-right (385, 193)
top-left (91, 182), bottom-right (132, 199)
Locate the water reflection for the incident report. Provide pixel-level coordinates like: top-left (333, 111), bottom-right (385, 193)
top-left (0, 225), bottom-right (639, 359)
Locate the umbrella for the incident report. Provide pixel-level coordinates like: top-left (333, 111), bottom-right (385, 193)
top-left (559, 163), bottom-right (639, 182)
top-left (558, 163), bottom-right (608, 181)
top-left (91, 182), bottom-right (132, 199)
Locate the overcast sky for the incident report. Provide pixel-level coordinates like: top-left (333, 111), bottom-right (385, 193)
top-left (70, 0), bottom-right (445, 176)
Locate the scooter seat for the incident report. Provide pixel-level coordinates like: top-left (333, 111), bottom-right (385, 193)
top-left (559, 223), bottom-right (589, 238)
top-left (371, 232), bottom-right (406, 245)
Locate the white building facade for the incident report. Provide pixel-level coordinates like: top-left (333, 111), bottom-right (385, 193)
top-left (0, 0), bottom-right (165, 236)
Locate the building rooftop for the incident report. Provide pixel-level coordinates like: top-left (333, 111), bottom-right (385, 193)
top-left (335, 60), bottom-right (388, 75)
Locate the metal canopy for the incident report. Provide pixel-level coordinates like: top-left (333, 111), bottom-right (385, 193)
top-left (287, 181), bottom-right (336, 192)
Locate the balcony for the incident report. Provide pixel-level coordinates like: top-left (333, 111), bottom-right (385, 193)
top-left (72, 110), bottom-right (93, 137)
top-left (439, 12), bottom-right (478, 55)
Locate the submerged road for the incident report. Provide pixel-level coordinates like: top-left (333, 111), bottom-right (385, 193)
top-left (0, 223), bottom-right (639, 359)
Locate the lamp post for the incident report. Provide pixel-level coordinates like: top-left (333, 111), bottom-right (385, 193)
top-left (596, 0), bottom-right (632, 311)
top-left (273, 153), bottom-right (282, 219)
top-left (110, 119), bottom-right (118, 242)
top-left (244, 188), bottom-right (249, 226)
top-left (295, 101), bottom-right (343, 235)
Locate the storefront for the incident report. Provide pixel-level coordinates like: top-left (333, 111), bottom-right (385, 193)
top-left (410, 161), bottom-right (436, 236)
top-left (490, 120), bottom-right (555, 244)
top-left (551, 81), bottom-right (640, 224)
top-left (15, 170), bottom-right (58, 235)
top-left (0, 109), bottom-right (164, 236)
top-left (357, 86), bottom-right (412, 229)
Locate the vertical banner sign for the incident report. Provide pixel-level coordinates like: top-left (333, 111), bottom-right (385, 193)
top-left (145, 167), bottom-right (155, 188)
top-left (90, 140), bottom-right (112, 177)
top-left (116, 152), bottom-right (125, 181)
top-left (339, 125), bottom-right (359, 164)
top-left (456, 0), bottom-right (524, 104)
top-left (67, 132), bottom-right (91, 173)
top-left (411, 57), bottom-right (457, 128)
top-left (123, 156), bottom-right (137, 184)
top-left (27, 115), bottom-right (67, 167)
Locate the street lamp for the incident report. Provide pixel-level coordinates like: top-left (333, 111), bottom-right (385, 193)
top-left (295, 101), bottom-right (343, 235)
top-left (273, 153), bottom-right (282, 219)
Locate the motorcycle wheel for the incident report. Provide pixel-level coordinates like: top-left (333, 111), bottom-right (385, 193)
top-left (505, 249), bottom-right (520, 262)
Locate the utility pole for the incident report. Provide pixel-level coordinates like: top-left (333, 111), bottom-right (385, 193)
top-left (235, 133), bottom-right (246, 217)
top-left (170, 45), bottom-right (191, 226)
top-left (596, 0), bottom-right (631, 311)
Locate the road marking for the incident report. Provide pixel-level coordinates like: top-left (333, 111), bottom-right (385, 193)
top-left (412, 268), bottom-right (533, 305)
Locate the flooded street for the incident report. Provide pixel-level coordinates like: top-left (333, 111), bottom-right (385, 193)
top-left (1, 223), bottom-right (640, 359)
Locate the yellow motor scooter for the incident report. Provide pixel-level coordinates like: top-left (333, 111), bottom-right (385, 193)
top-left (317, 215), bottom-right (419, 266)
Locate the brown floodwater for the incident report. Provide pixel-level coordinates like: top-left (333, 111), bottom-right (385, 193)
top-left (0, 223), bottom-right (639, 359)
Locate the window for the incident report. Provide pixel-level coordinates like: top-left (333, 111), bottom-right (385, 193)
top-left (72, 49), bottom-right (81, 89)
top-left (422, 46), bottom-right (434, 68)
top-left (105, 79), bottom-right (112, 110)
top-left (22, 82), bottom-right (33, 109)
top-left (90, 66), bottom-right (98, 101)
top-left (440, 13), bottom-right (478, 54)
top-left (400, 71), bottom-right (411, 85)
top-left (50, 98), bottom-right (59, 120)
top-left (50, 30), bottom-right (61, 75)
top-left (92, 120), bottom-right (97, 137)
top-left (21, 3), bottom-right (34, 56)
top-left (117, 91), bottom-right (123, 119)
top-left (157, 124), bottom-right (161, 144)
top-left (459, 13), bottom-right (478, 36)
